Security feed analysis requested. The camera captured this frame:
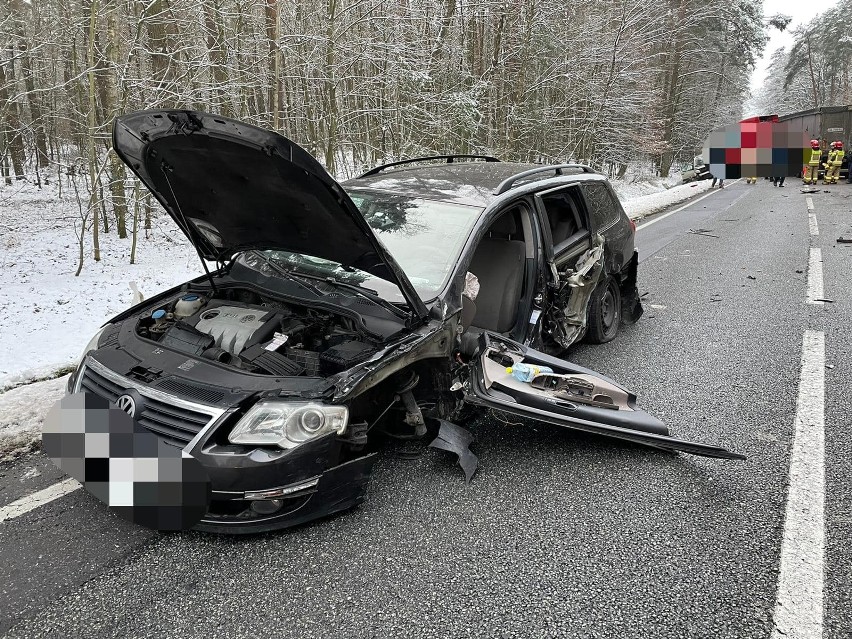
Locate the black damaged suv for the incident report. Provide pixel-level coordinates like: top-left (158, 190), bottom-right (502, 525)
top-left (54, 111), bottom-right (741, 533)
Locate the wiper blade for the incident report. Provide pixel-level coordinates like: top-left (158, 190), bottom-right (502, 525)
top-left (246, 250), bottom-right (326, 297)
top-left (245, 251), bottom-right (409, 322)
top-left (322, 277), bottom-right (408, 320)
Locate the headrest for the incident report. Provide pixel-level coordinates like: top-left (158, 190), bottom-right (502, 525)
top-left (489, 212), bottom-right (517, 238)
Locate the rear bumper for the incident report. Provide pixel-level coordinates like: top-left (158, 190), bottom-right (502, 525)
top-left (619, 250), bottom-right (643, 325)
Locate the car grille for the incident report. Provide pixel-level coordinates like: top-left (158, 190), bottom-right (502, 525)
top-left (78, 359), bottom-right (224, 447)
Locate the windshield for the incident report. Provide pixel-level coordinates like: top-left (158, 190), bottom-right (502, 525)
top-left (347, 190), bottom-right (483, 299)
top-left (236, 250), bottom-right (407, 303)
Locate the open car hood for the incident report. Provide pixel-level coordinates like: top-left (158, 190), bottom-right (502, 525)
top-left (113, 110), bottom-right (427, 321)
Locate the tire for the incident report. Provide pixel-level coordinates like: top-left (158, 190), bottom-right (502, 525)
top-left (585, 277), bottom-right (621, 344)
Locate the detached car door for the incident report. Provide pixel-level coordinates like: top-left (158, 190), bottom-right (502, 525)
top-left (466, 332), bottom-right (744, 459)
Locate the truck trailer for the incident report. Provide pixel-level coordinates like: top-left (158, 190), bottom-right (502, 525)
top-left (777, 105), bottom-right (851, 181)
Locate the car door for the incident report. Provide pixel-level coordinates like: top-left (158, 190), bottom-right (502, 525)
top-left (579, 181), bottom-right (632, 275)
top-left (533, 185), bottom-right (604, 349)
top-left (534, 184), bottom-right (591, 273)
top-left (465, 332), bottom-right (744, 459)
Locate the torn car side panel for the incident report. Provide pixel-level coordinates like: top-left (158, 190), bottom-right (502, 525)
top-left (545, 234), bottom-right (606, 349)
top-left (466, 333), bottom-right (745, 460)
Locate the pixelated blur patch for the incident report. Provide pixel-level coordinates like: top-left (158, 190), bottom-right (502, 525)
top-left (702, 120), bottom-right (810, 180)
top-left (43, 393), bottom-right (211, 531)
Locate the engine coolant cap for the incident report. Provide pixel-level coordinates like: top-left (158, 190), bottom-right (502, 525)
top-left (182, 294), bottom-right (199, 301)
top-left (152, 309), bottom-right (166, 320)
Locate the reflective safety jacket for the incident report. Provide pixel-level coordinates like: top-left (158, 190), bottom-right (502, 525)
top-left (831, 149), bottom-right (845, 166)
top-left (809, 148), bottom-right (822, 165)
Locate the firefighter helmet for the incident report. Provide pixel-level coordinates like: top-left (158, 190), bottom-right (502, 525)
top-left (836, 141), bottom-right (843, 150)
top-left (810, 139), bottom-right (820, 148)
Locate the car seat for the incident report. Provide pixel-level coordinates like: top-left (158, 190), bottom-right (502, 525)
top-left (468, 213), bottom-right (525, 333)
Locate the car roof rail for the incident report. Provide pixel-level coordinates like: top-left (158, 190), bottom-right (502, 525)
top-left (494, 163), bottom-right (598, 195)
top-left (358, 155), bottom-right (501, 178)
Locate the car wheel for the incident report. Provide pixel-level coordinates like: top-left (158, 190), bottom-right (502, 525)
top-left (586, 277), bottom-right (621, 344)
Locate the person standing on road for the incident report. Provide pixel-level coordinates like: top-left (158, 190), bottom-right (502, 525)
top-left (822, 142), bottom-right (837, 185)
top-left (711, 176), bottom-right (724, 188)
top-left (825, 141), bottom-right (844, 184)
top-left (771, 175), bottom-right (786, 187)
top-left (804, 139), bottom-right (821, 185)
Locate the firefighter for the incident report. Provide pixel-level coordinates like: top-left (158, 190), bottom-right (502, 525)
top-left (825, 141), bottom-right (844, 184)
top-left (822, 142), bottom-right (837, 185)
top-left (804, 139), bottom-right (821, 185)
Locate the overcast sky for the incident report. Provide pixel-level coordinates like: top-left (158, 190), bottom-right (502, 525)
top-left (749, 0), bottom-right (841, 95)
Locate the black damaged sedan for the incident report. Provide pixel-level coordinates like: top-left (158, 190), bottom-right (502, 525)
top-left (52, 110), bottom-right (743, 533)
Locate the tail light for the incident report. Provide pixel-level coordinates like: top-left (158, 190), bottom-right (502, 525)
top-left (629, 219), bottom-right (636, 233)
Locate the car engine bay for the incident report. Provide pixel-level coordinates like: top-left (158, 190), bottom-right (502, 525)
top-left (135, 288), bottom-right (380, 377)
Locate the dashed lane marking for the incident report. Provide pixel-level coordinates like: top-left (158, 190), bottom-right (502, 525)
top-left (0, 478), bottom-right (80, 523)
top-left (806, 196), bottom-right (814, 211)
top-left (771, 330), bottom-right (825, 639)
top-left (806, 248), bottom-right (824, 305)
top-left (809, 213), bottom-right (819, 236)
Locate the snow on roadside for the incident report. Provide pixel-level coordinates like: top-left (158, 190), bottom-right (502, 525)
top-left (0, 181), bottom-right (201, 389)
top-left (615, 179), bottom-right (715, 220)
top-left (0, 375), bottom-right (68, 458)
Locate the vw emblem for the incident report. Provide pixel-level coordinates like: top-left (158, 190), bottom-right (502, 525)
top-left (116, 394), bottom-right (136, 418)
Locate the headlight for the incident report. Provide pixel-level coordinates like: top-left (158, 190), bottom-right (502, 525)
top-left (228, 402), bottom-right (349, 449)
top-left (78, 326), bottom-right (107, 363)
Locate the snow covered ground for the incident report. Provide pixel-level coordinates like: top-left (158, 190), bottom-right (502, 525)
top-left (0, 172), bottom-right (710, 453)
top-left (0, 181), bottom-right (201, 390)
top-left (612, 175), bottom-right (714, 219)
top-left (0, 375), bottom-right (68, 460)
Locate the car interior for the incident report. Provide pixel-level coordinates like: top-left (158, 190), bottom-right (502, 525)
top-left (463, 205), bottom-right (534, 336)
top-left (538, 187), bottom-right (591, 267)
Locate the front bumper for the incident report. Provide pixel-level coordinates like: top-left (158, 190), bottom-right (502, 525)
top-left (64, 357), bottom-right (376, 533)
top-left (196, 453), bottom-right (376, 534)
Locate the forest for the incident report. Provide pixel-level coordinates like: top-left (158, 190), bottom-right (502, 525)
top-left (0, 0), bottom-right (847, 263)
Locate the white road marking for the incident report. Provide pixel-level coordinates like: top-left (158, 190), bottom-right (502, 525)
top-left (771, 330), bottom-right (825, 639)
top-left (807, 249), bottom-right (824, 305)
top-left (806, 196), bottom-right (814, 211)
top-left (0, 478), bottom-right (81, 523)
top-left (809, 213), bottom-right (819, 237)
top-left (636, 182), bottom-right (736, 231)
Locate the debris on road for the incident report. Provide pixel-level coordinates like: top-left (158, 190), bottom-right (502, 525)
top-left (747, 275), bottom-right (757, 280)
top-left (814, 298), bottom-right (835, 303)
top-left (428, 420), bottom-right (478, 484)
top-left (826, 364), bottom-right (835, 370)
top-left (688, 228), bottom-right (720, 238)
top-left (836, 237), bottom-right (852, 244)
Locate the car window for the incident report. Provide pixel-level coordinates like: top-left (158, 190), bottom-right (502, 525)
top-left (540, 188), bottom-right (585, 246)
top-left (346, 190), bottom-right (484, 300)
top-left (581, 182), bottom-right (621, 231)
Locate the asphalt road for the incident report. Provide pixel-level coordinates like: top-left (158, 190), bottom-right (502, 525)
top-left (1, 179), bottom-right (849, 638)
